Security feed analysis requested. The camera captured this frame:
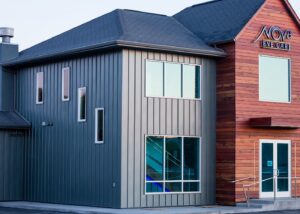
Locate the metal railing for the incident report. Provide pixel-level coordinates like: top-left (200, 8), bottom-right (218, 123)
top-left (231, 172), bottom-right (300, 207)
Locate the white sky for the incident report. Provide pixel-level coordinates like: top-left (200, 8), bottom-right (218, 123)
top-left (0, 0), bottom-right (299, 50)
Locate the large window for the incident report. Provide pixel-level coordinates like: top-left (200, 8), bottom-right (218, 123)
top-left (95, 108), bottom-right (104, 144)
top-left (36, 72), bottom-right (44, 104)
top-left (146, 60), bottom-right (201, 99)
top-left (259, 56), bottom-right (291, 103)
top-left (78, 87), bottom-right (86, 122)
top-left (145, 136), bottom-right (200, 194)
top-left (62, 67), bottom-right (70, 101)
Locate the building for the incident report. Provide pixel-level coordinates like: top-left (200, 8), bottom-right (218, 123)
top-left (0, 0), bottom-right (299, 209)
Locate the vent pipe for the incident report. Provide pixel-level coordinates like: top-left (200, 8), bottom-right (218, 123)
top-left (0, 27), bottom-right (14, 43)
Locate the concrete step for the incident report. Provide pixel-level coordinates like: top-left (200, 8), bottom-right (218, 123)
top-left (248, 199), bottom-right (275, 204)
top-left (236, 203), bottom-right (263, 209)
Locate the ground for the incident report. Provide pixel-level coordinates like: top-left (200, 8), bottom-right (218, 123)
top-left (239, 211), bottom-right (300, 214)
top-left (0, 207), bottom-right (68, 214)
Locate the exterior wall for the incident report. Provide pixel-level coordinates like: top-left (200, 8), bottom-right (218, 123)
top-left (0, 131), bottom-right (25, 201)
top-left (216, 0), bottom-right (300, 204)
top-left (120, 49), bottom-right (216, 208)
top-left (215, 43), bottom-right (236, 205)
top-left (16, 51), bottom-right (122, 208)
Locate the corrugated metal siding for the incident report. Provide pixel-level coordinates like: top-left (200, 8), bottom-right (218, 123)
top-left (120, 49), bottom-right (216, 208)
top-left (0, 131), bottom-right (24, 201)
top-left (16, 51), bottom-right (122, 208)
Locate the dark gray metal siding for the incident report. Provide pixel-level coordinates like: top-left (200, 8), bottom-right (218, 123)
top-left (120, 49), bottom-right (216, 208)
top-left (16, 51), bottom-right (122, 208)
top-left (0, 131), bottom-right (24, 201)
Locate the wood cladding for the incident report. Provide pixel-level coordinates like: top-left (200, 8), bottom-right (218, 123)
top-left (216, 0), bottom-right (300, 204)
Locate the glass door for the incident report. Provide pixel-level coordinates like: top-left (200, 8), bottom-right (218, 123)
top-left (260, 140), bottom-right (291, 198)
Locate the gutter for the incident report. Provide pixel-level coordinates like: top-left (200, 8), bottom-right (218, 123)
top-left (2, 40), bottom-right (226, 67)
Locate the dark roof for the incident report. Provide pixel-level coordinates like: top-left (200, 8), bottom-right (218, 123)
top-left (0, 111), bottom-right (31, 130)
top-left (174, 0), bottom-right (265, 44)
top-left (3, 9), bottom-right (225, 66)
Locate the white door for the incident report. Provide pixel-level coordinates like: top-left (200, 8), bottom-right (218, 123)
top-left (260, 140), bottom-right (291, 198)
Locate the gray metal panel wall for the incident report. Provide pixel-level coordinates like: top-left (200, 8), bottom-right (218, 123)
top-left (0, 131), bottom-right (24, 201)
top-left (16, 51), bottom-right (122, 208)
top-left (120, 49), bottom-right (216, 208)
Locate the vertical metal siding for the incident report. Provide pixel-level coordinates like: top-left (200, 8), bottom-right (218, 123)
top-left (16, 51), bottom-right (122, 208)
top-left (120, 49), bottom-right (216, 208)
top-left (0, 131), bottom-right (24, 201)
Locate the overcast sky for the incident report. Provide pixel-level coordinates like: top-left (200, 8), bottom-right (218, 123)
top-left (0, 0), bottom-right (299, 50)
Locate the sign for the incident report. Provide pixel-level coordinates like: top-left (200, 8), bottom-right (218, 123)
top-left (255, 26), bottom-right (292, 51)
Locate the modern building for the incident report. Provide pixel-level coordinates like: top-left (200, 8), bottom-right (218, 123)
top-left (0, 0), bottom-right (299, 209)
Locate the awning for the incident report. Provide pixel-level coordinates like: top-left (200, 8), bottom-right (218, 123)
top-left (0, 111), bottom-right (31, 130)
top-left (249, 117), bottom-right (300, 129)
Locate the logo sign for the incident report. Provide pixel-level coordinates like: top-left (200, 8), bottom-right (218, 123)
top-left (255, 26), bottom-right (292, 51)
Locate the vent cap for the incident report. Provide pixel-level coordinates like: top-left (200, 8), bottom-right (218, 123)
top-left (0, 27), bottom-right (14, 43)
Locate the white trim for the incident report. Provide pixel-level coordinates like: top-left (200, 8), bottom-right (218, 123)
top-left (77, 87), bottom-right (86, 122)
top-left (95, 108), bottom-right (104, 144)
top-left (144, 135), bottom-right (201, 195)
top-left (62, 67), bottom-right (70, 102)
top-left (259, 139), bottom-right (291, 198)
top-left (258, 55), bottom-right (292, 104)
top-left (145, 59), bottom-right (202, 101)
top-left (36, 71), bottom-right (44, 105)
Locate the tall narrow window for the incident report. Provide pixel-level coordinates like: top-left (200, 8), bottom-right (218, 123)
top-left (78, 87), bottom-right (86, 122)
top-left (36, 72), bottom-right (44, 104)
top-left (95, 108), bottom-right (104, 144)
top-left (62, 67), bottom-right (70, 101)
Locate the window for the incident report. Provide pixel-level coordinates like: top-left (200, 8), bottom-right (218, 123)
top-left (259, 56), bottom-right (291, 103)
top-left (95, 108), bottom-right (104, 144)
top-left (62, 67), bottom-right (70, 101)
top-left (36, 72), bottom-right (44, 104)
top-left (146, 60), bottom-right (201, 99)
top-left (78, 87), bottom-right (86, 122)
top-left (145, 136), bottom-right (200, 194)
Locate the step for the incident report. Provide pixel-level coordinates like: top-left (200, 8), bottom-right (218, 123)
top-left (248, 199), bottom-right (275, 205)
top-left (236, 203), bottom-right (263, 209)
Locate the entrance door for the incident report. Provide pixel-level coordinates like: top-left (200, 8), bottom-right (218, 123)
top-left (260, 140), bottom-right (291, 198)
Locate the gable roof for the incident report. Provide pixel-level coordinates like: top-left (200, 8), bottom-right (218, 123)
top-left (3, 9), bottom-right (225, 66)
top-left (0, 111), bottom-right (31, 130)
top-left (174, 0), bottom-right (266, 44)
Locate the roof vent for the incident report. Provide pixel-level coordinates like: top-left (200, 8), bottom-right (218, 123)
top-left (0, 27), bottom-right (14, 43)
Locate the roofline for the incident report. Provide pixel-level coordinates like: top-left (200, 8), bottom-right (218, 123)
top-left (2, 40), bottom-right (226, 67)
top-left (283, 0), bottom-right (300, 27)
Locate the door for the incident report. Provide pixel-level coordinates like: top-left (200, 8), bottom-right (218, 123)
top-left (260, 140), bottom-right (291, 198)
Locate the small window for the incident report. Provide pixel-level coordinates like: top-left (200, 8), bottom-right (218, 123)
top-left (62, 67), bottom-right (70, 101)
top-left (95, 108), bottom-right (104, 144)
top-left (164, 63), bottom-right (182, 98)
top-left (36, 72), bottom-right (44, 104)
top-left (78, 87), bottom-right (86, 122)
top-left (183, 65), bottom-right (201, 99)
top-left (259, 56), bottom-right (291, 103)
top-left (146, 61), bottom-right (164, 97)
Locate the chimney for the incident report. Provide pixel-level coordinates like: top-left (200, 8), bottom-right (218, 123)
top-left (0, 27), bottom-right (14, 44)
top-left (0, 27), bottom-right (18, 111)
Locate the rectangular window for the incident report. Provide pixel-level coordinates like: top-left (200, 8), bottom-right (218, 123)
top-left (146, 60), bottom-right (201, 99)
top-left (36, 72), bottom-right (44, 104)
top-left (145, 135), bottom-right (200, 194)
top-left (78, 87), bottom-right (86, 122)
top-left (259, 56), bottom-right (291, 103)
top-left (62, 67), bottom-right (70, 101)
top-left (95, 108), bottom-right (104, 144)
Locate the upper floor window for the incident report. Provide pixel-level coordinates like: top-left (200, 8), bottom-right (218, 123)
top-left (146, 60), bottom-right (201, 99)
top-left (78, 87), bottom-right (86, 122)
top-left (62, 67), bottom-right (70, 101)
top-left (95, 108), bottom-right (104, 144)
top-left (36, 72), bottom-right (44, 104)
top-left (259, 56), bottom-right (291, 103)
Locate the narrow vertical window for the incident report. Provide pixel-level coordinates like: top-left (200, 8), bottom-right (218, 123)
top-left (36, 72), bottom-right (44, 104)
top-left (95, 108), bottom-right (104, 144)
top-left (62, 67), bottom-right (70, 101)
top-left (78, 87), bottom-right (86, 122)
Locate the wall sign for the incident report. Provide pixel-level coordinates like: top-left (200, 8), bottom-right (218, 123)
top-left (255, 26), bottom-right (292, 51)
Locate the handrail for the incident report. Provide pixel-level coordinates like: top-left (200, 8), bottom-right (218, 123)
top-left (230, 177), bottom-right (256, 184)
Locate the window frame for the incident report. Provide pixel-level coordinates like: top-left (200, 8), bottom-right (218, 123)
top-left (77, 87), bottom-right (87, 122)
top-left (95, 108), bottom-right (104, 144)
top-left (258, 55), bottom-right (292, 104)
top-left (145, 60), bottom-right (202, 100)
top-left (36, 71), bottom-right (44, 105)
top-left (144, 134), bottom-right (201, 195)
top-left (62, 67), bottom-right (70, 102)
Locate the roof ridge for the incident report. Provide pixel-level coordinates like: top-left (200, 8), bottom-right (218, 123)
top-left (122, 9), bottom-right (167, 17)
top-left (190, 0), bottom-right (223, 8)
top-left (115, 9), bottom-right (126, 40)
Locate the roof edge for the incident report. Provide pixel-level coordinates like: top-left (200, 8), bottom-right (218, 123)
top-left (283, 0), bottom-right (300, 28)
top-left (2, 40), bottom-right (226, 67)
